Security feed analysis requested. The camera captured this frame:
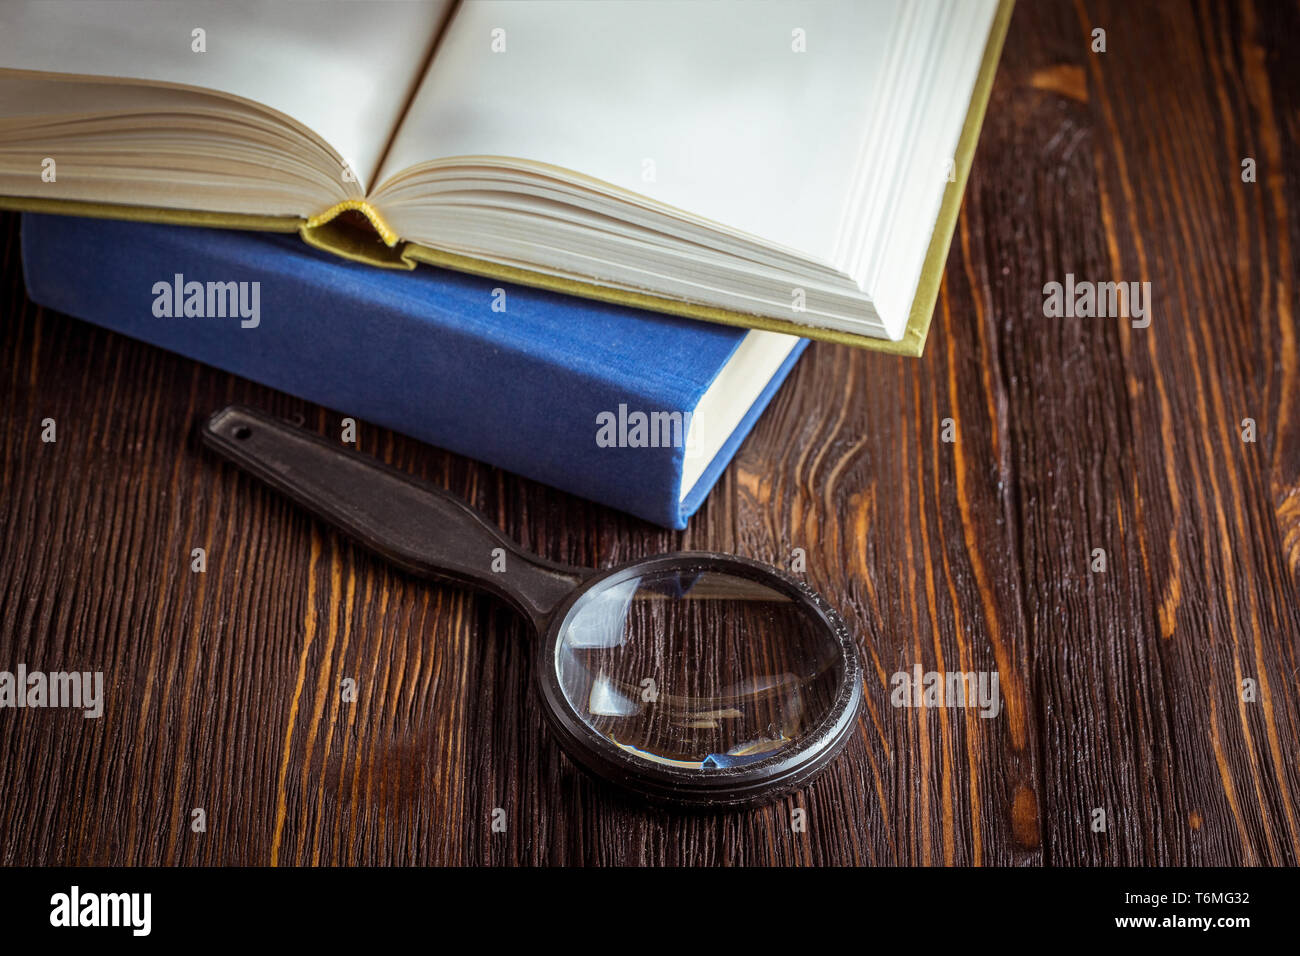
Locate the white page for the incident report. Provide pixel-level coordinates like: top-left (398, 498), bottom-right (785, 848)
top-left (0, 0), bottom-right (453, 189)
top-left (378, 0), bottom-right (901, 264)
top-left (865, 0), bottom-right (996, 333)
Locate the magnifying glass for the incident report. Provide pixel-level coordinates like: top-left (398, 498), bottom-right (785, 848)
top-left (203, 406), bottom-right (862, 808)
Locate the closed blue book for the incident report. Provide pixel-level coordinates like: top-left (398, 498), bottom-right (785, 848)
top-left (21, 213), bottom-right (807, 528)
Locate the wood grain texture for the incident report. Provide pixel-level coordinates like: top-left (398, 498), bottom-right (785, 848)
top-left (1, 0), bottom-right (1298, 866)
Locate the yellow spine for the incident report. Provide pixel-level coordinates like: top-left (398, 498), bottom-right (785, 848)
top-left (304, 200), bottom-right (400, 247)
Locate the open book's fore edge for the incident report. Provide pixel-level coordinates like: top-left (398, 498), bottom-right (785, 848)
top-left (898, 0), bottom-right (1015, 359)
top-left (2, 0), bottom-right (1013, 357)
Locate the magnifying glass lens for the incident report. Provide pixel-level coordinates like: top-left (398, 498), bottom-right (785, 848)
top-left (554, 566), bottom-right (846, 770)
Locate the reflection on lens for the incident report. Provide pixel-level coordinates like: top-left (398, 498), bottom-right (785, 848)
top-left (554, 567), bottom-right (845, 770)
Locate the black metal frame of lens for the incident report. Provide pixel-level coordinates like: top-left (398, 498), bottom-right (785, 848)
top-left (535, 552), bottom-right (862, 809)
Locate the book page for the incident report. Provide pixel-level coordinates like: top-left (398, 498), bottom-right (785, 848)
top-left (0, 0), bottom-right (454, 189)
top-left (377, 0), bottom-right (900, 264)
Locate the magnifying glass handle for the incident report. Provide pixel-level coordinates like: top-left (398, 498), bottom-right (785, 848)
top-left (202, 405), bottom-right (584, 627)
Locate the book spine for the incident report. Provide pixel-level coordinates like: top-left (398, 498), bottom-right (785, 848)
top-left (20, 213), bottom-right (689, 527)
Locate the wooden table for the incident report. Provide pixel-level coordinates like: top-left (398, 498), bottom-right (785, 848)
top-left (2, 0), bottom-right (1298, 866)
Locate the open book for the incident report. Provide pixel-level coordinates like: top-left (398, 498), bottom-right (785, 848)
top-left (0, 0), bottom-right (1011, 353)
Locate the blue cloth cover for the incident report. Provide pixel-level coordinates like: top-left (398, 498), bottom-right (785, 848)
top-left (20, 213), bottom-right (807, 528)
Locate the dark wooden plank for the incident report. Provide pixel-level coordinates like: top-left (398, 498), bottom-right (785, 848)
top-left (1, 0), bottom-right (1297, 866)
